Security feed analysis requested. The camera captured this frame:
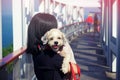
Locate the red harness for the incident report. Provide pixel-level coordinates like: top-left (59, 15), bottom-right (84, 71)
top-left (38, 44), bottom-right (51, 50)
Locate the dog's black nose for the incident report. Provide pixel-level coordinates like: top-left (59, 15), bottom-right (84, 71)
top-left (54, 41), bottom-right (58, 45)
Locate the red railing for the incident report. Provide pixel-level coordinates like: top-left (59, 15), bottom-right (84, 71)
top-left (0, 47), bottom-right (26, 68)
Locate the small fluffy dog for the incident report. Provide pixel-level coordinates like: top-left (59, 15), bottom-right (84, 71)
top-left (41, 29), bottom-right (76, 74)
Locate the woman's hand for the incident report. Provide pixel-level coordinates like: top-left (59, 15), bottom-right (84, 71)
top-left (68, 63), bottom-right (79, 74)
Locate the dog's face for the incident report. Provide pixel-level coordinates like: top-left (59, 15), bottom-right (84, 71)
top-left (41, 29), bottom-right (67, 52)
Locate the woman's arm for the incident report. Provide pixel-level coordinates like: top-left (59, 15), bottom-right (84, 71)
top-left (53, 54), bottom-right (64, 70)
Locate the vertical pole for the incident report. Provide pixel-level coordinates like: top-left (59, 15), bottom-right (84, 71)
top-left (45, 0), bottom-right (49, 13)
top-left (117, 0), bottom-right (120, 79)
top-left (108, 0), bottom-right (112, 72)
top-left (0, 0), bottom-right (2, 59)
top-left (12, 0), bottom-right (22, 51)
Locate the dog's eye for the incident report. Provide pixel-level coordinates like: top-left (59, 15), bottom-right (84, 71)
top-left (58, 37), bottom-right (61, 39)
top-left (50, 37), bottom-right (53, 40)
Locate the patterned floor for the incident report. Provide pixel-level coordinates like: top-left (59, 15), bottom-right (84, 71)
top-left (70, 32), bottom-right (115, 80)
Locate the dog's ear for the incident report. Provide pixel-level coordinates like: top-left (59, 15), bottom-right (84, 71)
top-left (62, 32), bottom-right (67, 44)
top-left (41, 31), bottom-right (49, 45)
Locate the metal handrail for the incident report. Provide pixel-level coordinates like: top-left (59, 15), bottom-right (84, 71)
top-left (0, 22), bottom-right (85, 68)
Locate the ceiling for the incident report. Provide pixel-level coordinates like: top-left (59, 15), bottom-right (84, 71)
top-left (54, 0), bottom-right (101, 7)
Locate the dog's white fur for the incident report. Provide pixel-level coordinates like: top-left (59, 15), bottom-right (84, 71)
top-left (41, 29), bottom-right (76, 74)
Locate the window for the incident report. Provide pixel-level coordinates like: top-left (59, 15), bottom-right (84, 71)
top-left (2, 0), bottom-right (13, 57)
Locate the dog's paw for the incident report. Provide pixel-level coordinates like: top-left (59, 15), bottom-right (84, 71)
top-left (61, 64), bottom-right (69, 74)
top-left (61, 60), bottom-right (69, 74)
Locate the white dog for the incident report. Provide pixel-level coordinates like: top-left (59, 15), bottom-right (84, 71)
top-left (41, 29), bottom-right (76, 74)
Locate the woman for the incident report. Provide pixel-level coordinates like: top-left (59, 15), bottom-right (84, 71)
top-left (93, 13), bottom-right (99, 33)
top-left (26, 13), bottom-right (79, 80)
top-left (25, 13), bottom-right (74, 80)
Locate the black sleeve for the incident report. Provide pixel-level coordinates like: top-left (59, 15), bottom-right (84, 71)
top-left (52, 54), bottom-right (64, 70)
